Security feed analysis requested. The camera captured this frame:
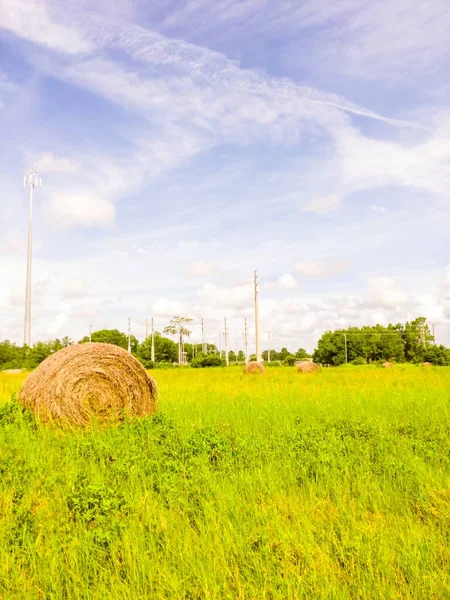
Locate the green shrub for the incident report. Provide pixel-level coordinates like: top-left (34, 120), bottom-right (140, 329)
top-left (191, 356), bottom-right (225, 368)
top-left (352, 356), bottom-right (367, 365)
top-left (283, 355), bottom-right (297, 366)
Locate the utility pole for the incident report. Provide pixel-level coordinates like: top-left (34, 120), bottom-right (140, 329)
top-left (23, 167), bottom-right (41, 346)
top-left (128, 317), bottom-right (131, 354)
top-left (268, 331), bottom-right (271, 363)
top-left (254, 270), bottom-right (261, 362)
top-left (224, 318), bottom-right (229, 366)
top-left (151, 318), bottom-right (155, 362)
top-left (89, 323), bottom-right (92, 343)
top-left (202, 318), bottom-right (206, 354)
top-left (344, 333), bottom-right (348, 364)
top-left (235, 339), bottom-right (238, 363)
top-left (244, 318), bottom-right (249, 364)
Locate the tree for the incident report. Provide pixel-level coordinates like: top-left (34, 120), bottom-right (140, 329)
top-left (395, 317), bottom-right (433, 363)
top-left (424, 344), bottom-right (450, 366)
top-left (279, 347), bottom-right (290, 361)
top-left (164, 317), bottom-right (193, 364)
top-left (138, 332), bottom-right (178, 364)
top-left (313, 319), bottom-right (433, 365)
top-left (295, 348), bottom-right (310, 360)
top-left (283, 354), bottom-right (297, 366)
top-left (79, 329), bottom-right (138, 353)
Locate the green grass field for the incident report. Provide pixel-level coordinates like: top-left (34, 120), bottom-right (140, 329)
top-left (1, 366), bottom-right (450, 599)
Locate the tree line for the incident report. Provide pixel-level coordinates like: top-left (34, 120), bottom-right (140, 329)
top-left (0, 316), bottom-right (448, 370)
top-left (313, 317), bottom-right (450, 365)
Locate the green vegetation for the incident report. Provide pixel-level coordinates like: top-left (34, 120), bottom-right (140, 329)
top-left (1, 366), bottom-right (450, 598)
top-left (2, 316), bottom-right (447, 372)
top-left (314, 317), bottom-right (450, 365)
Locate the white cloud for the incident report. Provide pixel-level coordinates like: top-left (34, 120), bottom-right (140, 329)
top-left (265, 273), bottom-right (298, 291)
top-left (367, 277), bottom-right (407, 308)
top-left (370, 204), bottom-right (386, 213)
top-left (294, 260), bottom-right (348, 277)
top-left (151, 297), bottom-right (189, 318)
top-left (0, 0), bottom-right (92, 54)
top-left (185, 261), bottom-right (217, 278)
top-left (178, 240), bottom-right (200, 249)
top-left (301, 194), bottom-right (341, 215)
top-left (197, 282), bottom-right (253, 310)
top-left (47, 192), bottom-right (115, 228)
top-left (36, 152), bottom-right (80, 174)
top-left (62, 279), bottom-right (87, 299)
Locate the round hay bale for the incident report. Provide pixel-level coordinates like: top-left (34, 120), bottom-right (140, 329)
top-left (296, 361), bottom-right (320, 373)
top-left (422, 361), bottom-right (432, 367)
top-left (382, 361), bottom-right (394, 368)
top-left (243, 361), bottom-right (265, 375)
top-left (17, 343), bottom-right (158, 427)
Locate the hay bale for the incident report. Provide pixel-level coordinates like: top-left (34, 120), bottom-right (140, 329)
top-left (243, 361), bottom-right (265, 375)
top-left (382, 361), bottom-right (393, 368)
top-left (296, 361), bottom-right (320, 373)
top-left (422, 361), bottom-right (432, 367)
top-left (17, 343), bottom-right (157, 427)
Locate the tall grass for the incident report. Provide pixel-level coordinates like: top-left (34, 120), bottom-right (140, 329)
top-left (1, 367), bottom-right (450, 598)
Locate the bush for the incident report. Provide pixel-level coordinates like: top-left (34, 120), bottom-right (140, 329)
top-left (136, 357), bottom-right (155, 369)
top-left (352, 357), bottom-right (367, 366)
top-left (191, 356), bottom-right (225, 368)
top-left (283, 355), bottom-right (297, 366)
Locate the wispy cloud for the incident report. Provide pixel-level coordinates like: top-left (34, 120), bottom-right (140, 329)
top-left (35, 152), bottom-right (81, 174)
top-left (301, 194), bottom-right (341, 215)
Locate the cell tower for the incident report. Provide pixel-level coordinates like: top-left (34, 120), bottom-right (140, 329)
top-left (224, 318), bottom-right (229, 366)
top-left (128, 317), bottom-right (132, 354)
top-left (254, 270), bottom-right (261, 362)
top-left (244, 318), bottom-right (249, 364)
top-left (23, 167), bottom-right (41, 347)
top-left (151, 317), bottom-right (155, 362)
top-left (201, 318), bottom-right (206, 354)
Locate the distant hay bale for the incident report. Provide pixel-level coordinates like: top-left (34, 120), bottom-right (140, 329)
top-left (382, 361), bottom-right (394, 368)
top-left (243, 361), bottom-right (265, 375)
top-left (296, 361), bottom-right (320, 373)
top-left (422, 361), bottom-right (432, 367)
top-left (17, 343), bottom-right (158, 427)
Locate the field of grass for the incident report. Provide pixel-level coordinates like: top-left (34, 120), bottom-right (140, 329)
top-left (1, 366), bottom-right (450, 599)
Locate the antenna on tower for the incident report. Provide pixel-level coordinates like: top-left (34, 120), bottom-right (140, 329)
top-left (23, 167), bottom-right (41, 347)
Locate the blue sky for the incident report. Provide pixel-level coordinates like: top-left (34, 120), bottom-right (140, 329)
top-left (1, 0), bottom-right (450, 351)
